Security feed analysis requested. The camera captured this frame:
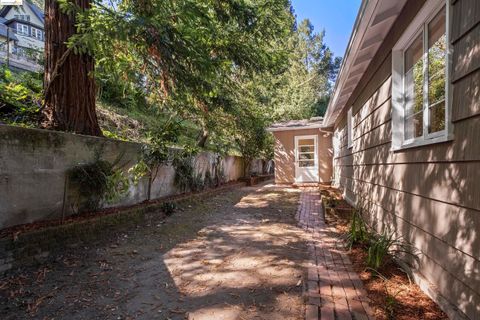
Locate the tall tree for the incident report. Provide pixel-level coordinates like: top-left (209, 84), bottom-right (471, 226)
top-left (272, 19), bottom-right (341, 121)
top-left (41, 0), bottom-right (102, 136)
top-left (53, 0), bottom-right (293, 140)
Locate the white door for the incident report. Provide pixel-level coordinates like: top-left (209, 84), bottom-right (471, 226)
top-left (294, 135), bottom-right (319, 183)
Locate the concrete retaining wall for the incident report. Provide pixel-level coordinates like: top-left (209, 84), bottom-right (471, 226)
top-left (0, 125), bottom-right (260, 229)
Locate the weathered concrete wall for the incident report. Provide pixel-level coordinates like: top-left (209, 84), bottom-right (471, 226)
top-left (0, 125), bottom-right (248, 229)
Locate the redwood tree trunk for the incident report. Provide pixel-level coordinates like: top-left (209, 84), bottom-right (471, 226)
top-left (41, 0), bottom-right (102, 136)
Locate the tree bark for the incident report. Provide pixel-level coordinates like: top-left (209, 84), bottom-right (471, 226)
top-left (41, 0), bottom-right (102, 136)
top-left (197, 127), bottom-right (209, 148)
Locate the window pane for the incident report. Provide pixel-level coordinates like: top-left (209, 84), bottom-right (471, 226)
top-left (404, 33), bottom-right (424, 139)
top-left (298, 139), bottom-right (314, 146)
top-left (299, 160), bottom-right (315, 168)
top-left (429, 101), bottom-right (445, 133)
top-left (300, 146), bottom-right (314, 153)
top-left (299, 153), bottom-right (314, 160)
top-left (405, 112), bottom-right (423, 141)
top-left (428, 7), bottom-right (446, 133)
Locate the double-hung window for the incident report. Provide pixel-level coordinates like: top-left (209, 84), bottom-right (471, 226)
top-left (16, 23), bottom-right (28, 35)
top-left (31, 27), bottom-right (43, 40)
top-left (391, 0), bottom-right (452, 150)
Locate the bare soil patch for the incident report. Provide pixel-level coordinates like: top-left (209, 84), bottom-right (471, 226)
top-left (0, 184), bottom-right (309, 320)
top-left (321, 188), bottom-right (448, 320)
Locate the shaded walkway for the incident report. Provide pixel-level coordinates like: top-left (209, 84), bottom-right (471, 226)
top-left (297, 190), bottom-right (375, 320)
top-left (0, 184), bottom-right (309, 319)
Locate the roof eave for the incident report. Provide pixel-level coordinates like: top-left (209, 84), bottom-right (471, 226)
top-left (266, 124), bottom-right (324, 132)
top-left (323, 0), bottom-right (408, 127)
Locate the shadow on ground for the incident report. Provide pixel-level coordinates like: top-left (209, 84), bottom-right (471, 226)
top-left (0, 184), bottom-right (310, 320)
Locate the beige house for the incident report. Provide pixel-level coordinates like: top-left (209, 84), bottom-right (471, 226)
top-left (267, 118), bottom-right (333, 185)
top-left (270, 0), bottom-right (480, 318)
top-left (327, 0), bottom-right (480, 318)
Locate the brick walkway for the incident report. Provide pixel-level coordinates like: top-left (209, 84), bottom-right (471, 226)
top-left (296, 190), bottom-right (375, 320)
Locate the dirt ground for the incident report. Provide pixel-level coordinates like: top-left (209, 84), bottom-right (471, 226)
top-left (0, 184), bottom-right (310, 320)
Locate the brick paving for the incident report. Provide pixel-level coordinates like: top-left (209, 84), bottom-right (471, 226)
top-left (296, 189), bottom-right (376, 320)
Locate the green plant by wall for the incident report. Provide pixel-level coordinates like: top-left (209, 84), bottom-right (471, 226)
top-left (172, 147), bottom-right (205, 192)
top-left (173, 155), bottom-right (196, 192)
top-left (212, 155), bottom-right (226, 187)
top-left (129, 124), bottom-right (178, 200)
top-left (346, 208), bottom-right (370, 249)
top-left (204, 169), bottom-right (214, 188)
top-left (160, 202), bottom-right (176, 216)
top-left (68, 159), bottom-right (129, 212)
top-left (366, 229), bottom-right (417, 271)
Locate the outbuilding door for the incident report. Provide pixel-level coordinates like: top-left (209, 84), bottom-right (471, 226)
top-left (294, 135), bottom-right (319, 183)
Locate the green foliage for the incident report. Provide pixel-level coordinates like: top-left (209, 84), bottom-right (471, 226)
top-left (212, 155), bottom-right (226, 186)
top-left (130, 120), bottom-right (180, 181)
top-left (160, 202), bottom-right (176, 216)
top-left (62, 0), bottom-right (295, 149)
top-left (204, 169), bottom-right (214, 188)
top-left (366, 229), bottom-right (417, 271)
top-left (0, 66), bottom-right (42, 126)
top-left (234, 110), bottom-right (270, 176)
top-left (68, 159), bottom-right (129, 212)
top-left (271, 19), bottom-right (341, 121)
top-left (346, 209), bottom-right (370, 249)
top-left (367, 230), bottom-right (396, 270)
top-left (172, 149), bottom-right (204, 193)
top-left (346, 206), bottom-right (417, 271)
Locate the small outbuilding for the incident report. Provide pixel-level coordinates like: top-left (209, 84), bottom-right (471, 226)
top-left (267, 117), bottom-right (333, 185)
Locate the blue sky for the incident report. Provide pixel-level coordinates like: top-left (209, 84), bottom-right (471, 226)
top-left (290, 0), bottom-right (362, 58)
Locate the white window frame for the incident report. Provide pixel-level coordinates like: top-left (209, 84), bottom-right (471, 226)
top-left (391, 0), bottom-right (453, 151)
top-left (31, 27), bottom-right (43, 40)
top-left (16, 23), bottom-right (28, 35)
top-left (347, 108), bottom-right (353, 149)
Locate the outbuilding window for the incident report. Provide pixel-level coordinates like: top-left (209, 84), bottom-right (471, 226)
top-left (391, 0), bottom-right (452, 150)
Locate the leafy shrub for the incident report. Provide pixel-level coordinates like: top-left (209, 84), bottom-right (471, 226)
top-left (190, 173), bottom-right (205, 192)
top-left (0, 67), bottom-right (42, 126)
top-left (172, 148), bottom-right (203, 193)
top-left (160, 202), bottom-right (176, 216)
top-left (212, 156), bottom-right (226, 186)
top-left (68, 159), bottom-right (129, 212)
top-left (204, 169), bottom-right (214, 188)
top-left (173, 156), bottom-right (196, 192)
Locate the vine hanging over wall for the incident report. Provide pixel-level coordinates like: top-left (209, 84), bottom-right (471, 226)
top-left (172, 148), bottom-right (205, 193)
top-left (68, 158), bottom-right (130, 213)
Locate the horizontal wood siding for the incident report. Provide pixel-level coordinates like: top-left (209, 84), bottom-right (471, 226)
top-left (332, 0), bottom-right (480, 319)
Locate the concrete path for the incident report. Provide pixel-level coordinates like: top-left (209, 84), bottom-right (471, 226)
top-left (297, 190), bottom-right (375, 320)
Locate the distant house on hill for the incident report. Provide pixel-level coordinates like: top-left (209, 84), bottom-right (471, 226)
top-left (0, 1), bottom-right (44, 72)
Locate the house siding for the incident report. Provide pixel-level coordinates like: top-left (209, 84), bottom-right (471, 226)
top-left (273, 128), bottom-right (333, 184)
top-left (332, 0), bottom-right (480, 319)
